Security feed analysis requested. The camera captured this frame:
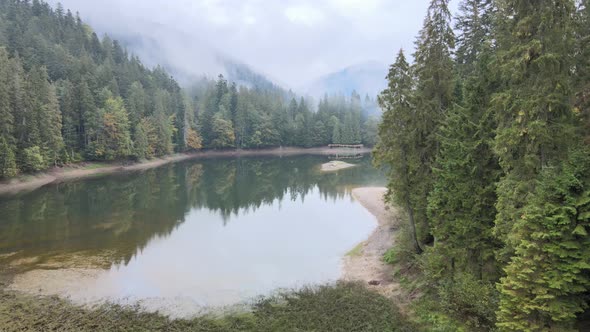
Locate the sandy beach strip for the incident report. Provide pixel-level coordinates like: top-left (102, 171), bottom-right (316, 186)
top-left (342, 187), bottom-right (402, 299)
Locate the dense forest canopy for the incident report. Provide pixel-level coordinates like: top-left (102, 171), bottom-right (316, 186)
top-left (374, 0), bottom-right (590, 330)
top-left (188, 75), bottom-right (379, 149)
top-left (0, 0), bottom-right (379, 179)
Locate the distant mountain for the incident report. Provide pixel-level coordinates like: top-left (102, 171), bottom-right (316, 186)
top-left (220, 58), bottom-right (284, 92)
top-left (306, 61), bottom-right (388, 99)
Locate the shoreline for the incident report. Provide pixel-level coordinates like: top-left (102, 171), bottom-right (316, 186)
top-left (342, 187), bottom-right (401, 299)
top-left (0, 147), bottom-right (371, 195)
top-left (2, 185), bottom-right (401, 321)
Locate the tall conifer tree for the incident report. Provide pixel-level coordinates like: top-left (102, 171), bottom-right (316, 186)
top-left (427, 0), bottom-right (499, 283)
top-left (375, 50), bottom-right (423, 254)
top-left (410, 0), bottom-right (456, 241)
top-left (492, 0), bottom-right (577, 259)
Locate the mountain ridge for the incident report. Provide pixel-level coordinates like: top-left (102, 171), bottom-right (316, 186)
top-left (305, 61), bottom-right (388, 99)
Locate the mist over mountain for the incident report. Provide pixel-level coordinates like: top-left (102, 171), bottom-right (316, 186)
top-left (116, 33), bottom-right (282, 91)
top-left (221, 58), bottom-right (285, 91)
top-left (109, 31), bottom-right (384, 104)
top-left (116, 31), bottom-right (385, 106)
top-left (41, 0), bottom-right (398, 99)
top-left (305, 61), bottom-right (388, 99)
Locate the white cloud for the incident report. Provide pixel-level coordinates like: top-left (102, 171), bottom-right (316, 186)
top-left (243, 15), bottom-right (257, 25)
top-left (44, 0), bottom-right (460, 89)
top-left (328, 0), bottom-right (382, 15)
top-left (199, 0), bottom-right (231, 25)
top-left (284, 5), bottom-right (325, 26)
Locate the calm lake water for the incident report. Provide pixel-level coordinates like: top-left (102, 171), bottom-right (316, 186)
top-left (0, 154), bottom-right (385, 312)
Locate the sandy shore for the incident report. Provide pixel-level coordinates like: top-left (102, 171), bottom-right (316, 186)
top-left (342, 187), bottom-right (402, 299)
top-left (0, 147), bottom-right (371, 195)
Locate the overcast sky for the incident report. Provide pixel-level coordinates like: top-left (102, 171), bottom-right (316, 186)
top-left (46, 0), bottom-right (459, 89)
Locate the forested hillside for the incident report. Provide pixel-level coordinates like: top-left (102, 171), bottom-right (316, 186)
top-left (374, 0), bottom-right (590, 330)
top-left (0, 0), bottom-right (190, 177)
top-left (188, 76), bottom-right (378, 149)
top-left (0, 0), bottom-right (378, 179)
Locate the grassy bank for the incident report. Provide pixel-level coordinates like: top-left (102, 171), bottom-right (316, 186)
top-left (0, 282), bottom-right (415, 332)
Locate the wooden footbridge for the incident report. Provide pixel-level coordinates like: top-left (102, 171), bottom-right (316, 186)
top-left (328, 144), bottom-right (364, 149)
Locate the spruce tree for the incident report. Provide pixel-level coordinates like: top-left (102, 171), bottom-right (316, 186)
top-left (0, 137), bottom-right (17, 178)
top-left (492, 0), bottom-right (586, 329)
top-left (172, 90), bottom-right (186, 151)
top-left (288, 98), bottom-right (298, 121)
top-left (375, 50), bottom-right (423, 254)
top-left (210, 113), bottom-right (235, 149)
top-left (454, 0), bottom-right (492, 73)
top-left (413, 0), bottom-right (455, 116)
top-left (200, 85), bottom-right (218, 147)
top-left (497, 147), bottom-right (590, 331)
top-left (133, 119), bottom-right (150, 160)
top-left (126, 82), bottom-right (147, 129)
top-left (409, 0), bottom-right (456, 242)
top-left (0, 48), bottom-right (17, 177)
top-left (0, 48), bottom-right (13, 145)
top-left (78, 78), bottom-right (96, 151)
top-left (10, 55), bottom-right (33, 158)
top-left (492, 0), bottom-right (577, 260)
top-left (575, 0), bottom-right (590, 142)
top-left (229, 82), bottom-right (238, 128)
top-left (100, 96), bottom-right (132, 160)
top-left (57, 79), bottom-right (79, 158)
top-left (133, 117), bottom-right (156, 160)
top-left (427, 0), bottom-right (499, 282)
top-left (311, 120), bottom-right (327, 146)
top-left (42, 82), bottom-right (64, 166)
top-left (295, 98), bottom-right (312, 147)
top-left (152, 89), bottom-right (174, 156)
top-left (332, 120), bottom-right (341, 144)
top-left (576, 0), bottom-right (590, 82)
top-left (24, 66), bottom-right (64, 166)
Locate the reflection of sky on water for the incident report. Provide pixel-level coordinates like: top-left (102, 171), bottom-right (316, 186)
top-left (0, 155), bottom-right (386, 315)
top-left (79, 187), bottom-right (375, 308)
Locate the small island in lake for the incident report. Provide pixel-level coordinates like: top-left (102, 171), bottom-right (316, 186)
top-left (320, 160), bottom-right (357, 172)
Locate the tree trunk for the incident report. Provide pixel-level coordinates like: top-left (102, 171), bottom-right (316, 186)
top-left (405, 195), bottom-right (423, 254)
